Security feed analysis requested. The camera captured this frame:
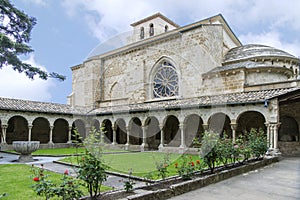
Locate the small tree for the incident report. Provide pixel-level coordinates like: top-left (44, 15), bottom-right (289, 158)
top-left (77, 151), bottom-right (108, 199)
top-left (77, 127), bottom-right (108, 199)
top-left (200, 130), bottom-right (219, 174)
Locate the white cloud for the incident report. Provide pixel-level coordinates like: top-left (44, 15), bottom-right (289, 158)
top-left (239, 31), bottom-right (300, 57)
top-left (0, 54), bottom-right (55, 102)
top-left (61, 0), bottom-right (300, 57)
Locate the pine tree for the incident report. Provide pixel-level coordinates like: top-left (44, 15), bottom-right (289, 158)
top-left (0, 0), bottom-right (65, 80)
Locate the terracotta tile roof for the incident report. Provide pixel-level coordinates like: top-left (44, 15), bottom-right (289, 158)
top-left (91, 88), bottom-right (299, 115)
top-left (0, 97), bottom-right (87, 115)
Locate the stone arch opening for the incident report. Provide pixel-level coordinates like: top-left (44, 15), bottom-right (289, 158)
top-left (236, 111), bottom-right (266, 137)
top-left (208, 113), bottom-right (232, 138)
top-left (6, 116), bottom-right (28, 144)
top-left (115, 118), bottom-right (127, 144)
top-left (102, 119), bottom-right (113, 143)
top-left (32, 117), bottom-right (50, 144)
top-left (145, 116), bottom-right (160, 149)
top-left (53, 118), bottom-right (69, 143)
top-left (163, 115), bottom-right (180, 147)
top-left (91, 119), bottom-right (100, 132)
top-left (184, 114), bottom-right (204, 147)
top-left (71, 119), bottom-right (86, 143)
top-left (279, 116), bottom-right (299, 141)
top-left (129, 117), bottom-right (142, 145)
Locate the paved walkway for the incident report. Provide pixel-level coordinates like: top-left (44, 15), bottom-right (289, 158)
top-left (169, 157), bottom-right (300, 200)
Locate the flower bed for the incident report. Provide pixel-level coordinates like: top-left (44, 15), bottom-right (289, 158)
top-left (96, 156), bottom-right (279, 200)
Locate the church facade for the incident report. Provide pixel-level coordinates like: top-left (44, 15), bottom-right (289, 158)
top-left (1, 13), bottom-right (300, 155)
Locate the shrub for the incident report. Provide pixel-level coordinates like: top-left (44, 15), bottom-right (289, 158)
top-left (31, 164), bottom-right (83, 200)
top-left (175, 155), bottom-right (196, 180)
top-left (77, 151), bottom-right (108, 199)
top-left (247, 128), bottom-right (268, 159)
top-left (200, 131), bottom-right (219, 174)
top-left (155, 153), bottom-right (170, 180)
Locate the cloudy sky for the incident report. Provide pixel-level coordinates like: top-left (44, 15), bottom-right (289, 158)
top-left (3, 0), bottom-right (300, 104)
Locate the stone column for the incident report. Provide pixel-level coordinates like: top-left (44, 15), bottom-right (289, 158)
top-left (230, 123), bottom-right (237, 143)
top-left (179, 123), bottom-right (186, 148)
top-left (141, 125), bottom-right (148, 151)
top-left (270, 124), bottom-right (274, 149)
top-left (1, 125), bottom-right (7, 144)
top-left (67, 126), bottom-right (72, 144)
top-left (125, 126), bottom-right (130, 150)
top-left (48, 126), bottom-right (54, 145)
top-left (112, 126), bottom-right (117, 145)
top-left (265, 122), bottom-right (271, 148)
top-left (273, 123), bottom-right (279, 149)
top-left (28, 125), bottom-right (33, 141)
top-left (158, 124), bottom-right (164, 151)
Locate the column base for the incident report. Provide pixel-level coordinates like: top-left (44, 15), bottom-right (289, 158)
top-left (158, 144), bottom-right (164, 152)
top-left (140, 143), bottom-right (148, 152)
top-left (48, 141), bottom-right (54, 148)
top-left (265, 148), bottom-right (282, 157)
top-left (125, 143), bottom-right (130, 150)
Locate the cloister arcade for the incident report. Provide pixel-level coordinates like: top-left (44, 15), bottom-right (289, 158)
top-left (0, 97), bottom-right (299, 155)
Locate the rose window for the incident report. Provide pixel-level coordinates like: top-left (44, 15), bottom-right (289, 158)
top-left (153, 61), bottom-right (178, 98)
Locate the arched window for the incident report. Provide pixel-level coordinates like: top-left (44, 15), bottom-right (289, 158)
top-left (165, 25), bottom-right (168, 32)
top-left (149, 23), bottom-right (154, 36)
top-left (153, 61), bottom-right (179, 98)
top-left (140, 27), bottom-right (144, 39)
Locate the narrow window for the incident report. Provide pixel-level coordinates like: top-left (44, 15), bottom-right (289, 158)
top-left (140, 27), bottom-right (144, 39)
top-left (165, 25), bottom-right (168, 32)
top-left (149, 23), bottom-right (154, 36)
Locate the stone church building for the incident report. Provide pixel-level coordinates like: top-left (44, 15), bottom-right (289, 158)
top-left (1, 13), bottom-right (300, 155)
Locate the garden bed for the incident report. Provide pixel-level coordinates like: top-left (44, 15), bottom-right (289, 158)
top-left (95, 156), bottom-right (279, 200)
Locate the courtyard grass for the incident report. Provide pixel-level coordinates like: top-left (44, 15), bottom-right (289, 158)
top-left (60, 152), bottom-right (202, 180)
top-left (6, 147), bottom-right (129, 156)
top-left (0, 164), bottom-right (111, 200)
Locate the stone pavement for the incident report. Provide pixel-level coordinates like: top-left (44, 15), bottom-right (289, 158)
top-left (169, 157), bottom-right (300, 200)
top-left (0, 152), bottom-right (146, 189)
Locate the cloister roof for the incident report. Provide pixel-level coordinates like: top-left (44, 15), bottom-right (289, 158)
top-left (0, 97), bottom-right (87, 115)
top-left (91, 88), bottom-right (299, 115)
top-left (224, 44), bottom-right (297, 64)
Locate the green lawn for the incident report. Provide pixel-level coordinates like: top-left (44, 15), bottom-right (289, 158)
top-left (0, 164), bottom-right (111, 200)
top-left (7, 147), bottom-right (128, 156)
top-left (61, 152), bottom-right (203, 179)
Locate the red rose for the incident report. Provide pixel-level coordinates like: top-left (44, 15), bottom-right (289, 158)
top-left (174, 163), bottom-right (178, 168)
top-left (191, 162), bottom-right (195, 167)
top-left (33, 177), bottom-right (39, 182)
top-left (196, 160), bottom-right (200, 165)
top-left (64, 170), bottom-right (69, 175)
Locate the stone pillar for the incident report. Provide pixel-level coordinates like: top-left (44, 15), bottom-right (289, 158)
top-left (179, 123), bottom-right (186, 148)
top-left (273, 123), bottom-right (279, 149)
top-left (1, 125), bottom-right (7, 144)
top-left (125, 126), bottom-right (130, 150)
top-left (112, 126), bottom-right (117, 145)
top-left (270, 124), bottom-right (274, 149)
top-left (230, 123), bottom-right (237, 143)
top-left (28, 125), bottom-right (33, 141)
top-left (48, 126), bottom-right (54, 146)
top-left (158, 124), bottom-right (164, 151)
top-left (202, 123), bottom-right (209, 132)
top-left (67, 126), bottom-right (72, 144)
top-left (265, 122), bottom-right (271, 148)
top-left (141, 125), bottom-right (148, 151)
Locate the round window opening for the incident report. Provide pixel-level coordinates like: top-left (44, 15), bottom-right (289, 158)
top-left (153, 61), bottom-right (179, 98)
